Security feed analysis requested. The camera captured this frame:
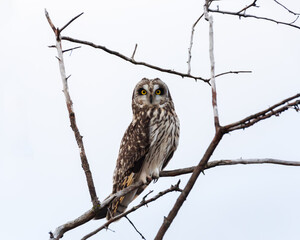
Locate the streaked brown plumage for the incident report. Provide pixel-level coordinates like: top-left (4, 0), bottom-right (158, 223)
top-left (95, 78), bottom-right (179, 220)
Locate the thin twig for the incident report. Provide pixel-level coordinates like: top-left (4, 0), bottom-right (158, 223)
top-left (82, 181), bottom-right (182, 240)
top-left (215, 70), bottom-right (252, 78)
top-left (160, 158), bottom-right (300, 177)
top-left (131, 43), bottom-right (138, 60)
top-left (208, 8), bottom-right (300, 30)
top-left (60, 12), bottom-right (84, 33)
top-left (187, 0), bottom-right (213, 74)
top-left (62, 46), bottom-right (81, 54)
top-left (273, 0), bottom-right (300, 16)
top-left (237, 0), bottom-right (258, 14)
top-left (125, 216), bottom-right (147, 240)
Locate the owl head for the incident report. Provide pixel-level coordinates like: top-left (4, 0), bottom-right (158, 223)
top-left (132, 78), bottom-right (173, 109)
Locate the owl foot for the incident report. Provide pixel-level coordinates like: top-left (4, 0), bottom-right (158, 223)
top-left (146, 175), bottom-right (152, 183)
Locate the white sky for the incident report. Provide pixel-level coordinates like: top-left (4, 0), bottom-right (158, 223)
top-left (0, 0), bottom-right (300, 240)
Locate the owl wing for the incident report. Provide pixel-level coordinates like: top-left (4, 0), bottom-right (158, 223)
top-left (108, 117), bottom-right (150, 218)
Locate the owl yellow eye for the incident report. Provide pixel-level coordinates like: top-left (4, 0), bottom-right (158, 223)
top-left (140, 89), bottom-right (147, 95)
top-left (155, 89), bottom-right (163, 95)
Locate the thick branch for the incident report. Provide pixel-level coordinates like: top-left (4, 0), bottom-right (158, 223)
top-left (154, 129), bottom-right (224, 240)
top-left (160, 158), bottom-right (300, 177)
top-left (208, 8), bottom-right (300, 30)
top-left (82, 181), bottom-right (182, 240)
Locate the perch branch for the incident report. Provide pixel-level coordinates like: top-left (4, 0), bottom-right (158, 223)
top-left (45, 6), bottom-right (99, 219)
top-left (49, 181), bottom-right (145, 240)
top-left (160, 158), bottom-right (300, 177)
top-left (82, 181), bottom-right (182, 240)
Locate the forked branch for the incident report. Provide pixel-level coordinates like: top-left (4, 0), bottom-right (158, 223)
top-left (45, 9), bottom-right (99, 209)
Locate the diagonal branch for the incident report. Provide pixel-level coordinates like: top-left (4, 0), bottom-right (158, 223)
top-left (273, 0), bottom-right (300, 16)
top-left (61, 36), bottom-right (208, 83)
top-left (237, 0), bottom-right (258, 14)
top-left (223, 93), bottom-right (300, 132)
top-left (49, 181), bottom-right (145, 240)
top-left (61, 36), bottom-right (250, 83)
top-left (82, 181), bottom-right (182, 240)
top-left (160, 158), bottom-right (300, 177)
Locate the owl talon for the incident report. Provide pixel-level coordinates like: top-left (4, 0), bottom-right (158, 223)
top-left (146, 175), bottom-right (152, 183)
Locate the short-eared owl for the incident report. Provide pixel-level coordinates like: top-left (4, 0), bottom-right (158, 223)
top-left (96, 78), bottom-right (179, 220)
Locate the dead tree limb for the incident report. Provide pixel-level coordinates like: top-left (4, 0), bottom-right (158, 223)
top-left (49, 181), bottom-right (145, 240)
top-left (82, 181), bottom-right (182, 240)
top-left (208, 8), bottom-right (300, 30)
top-left (161, 158), bottom-right (300, 177)
top-left (61, 36), bottom-right (250, 83)
top-left (45, 8), bottom-right (99, 215)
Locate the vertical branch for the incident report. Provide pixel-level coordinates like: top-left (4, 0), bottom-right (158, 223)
top-left (154, 3), bottom-right (224, 239)
top-left (45, 10), bottom-right (99, 208)
top-left (205, 1), bottom-right (220, 130)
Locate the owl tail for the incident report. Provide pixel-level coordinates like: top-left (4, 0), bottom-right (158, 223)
top-left (106, 184), bottom-right (149, 220)
top-left (94, 206), bottom-right (108, 220)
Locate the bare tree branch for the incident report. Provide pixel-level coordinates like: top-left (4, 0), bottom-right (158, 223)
top-left (60, 12), bottom-right (84, 33)
top-left (45, 6), bottom-right (99, 217)
top-left (273, 0), bottom-right (300, 16)
top-left (208, 8), bottom-right (300, 30)
top-left (237, 0), bottom-right (258, 14)
top-left (223, 93), bottom-right (300, 132)
top-left (161, 158), bottom-right (300, 177)
top-left (154, 130), bottom-right (224, 240)
top-left (61, 36), bottom-right (208, 83)
top-left (49, 181), bottom-right (145, 240)
top-left (61, 36), bottom-right (250, 84)
top-left (82, 181), bottom-right (182, 240)
top-left (205, 5), bottom-right (220, 130)
top-left (125, 216), bottom-right (147, 240)
top-left (187, 0), bottom-right (213, 74)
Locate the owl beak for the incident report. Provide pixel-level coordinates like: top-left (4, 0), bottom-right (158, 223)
top-left (149, 95), bottom-right (153, 104)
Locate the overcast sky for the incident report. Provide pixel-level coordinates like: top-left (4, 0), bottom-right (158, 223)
top-left (1, 0), bottom-right (300, 240)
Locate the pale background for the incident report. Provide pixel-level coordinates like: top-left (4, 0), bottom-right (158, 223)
top-left (0, 0), bottom-right (300, 239)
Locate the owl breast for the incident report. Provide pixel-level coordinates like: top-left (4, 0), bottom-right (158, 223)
top-left (139, 105), bottom-right (179, 183)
